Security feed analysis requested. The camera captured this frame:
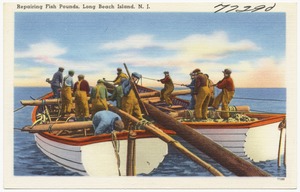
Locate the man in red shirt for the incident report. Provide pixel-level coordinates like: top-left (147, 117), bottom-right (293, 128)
top-left (74, 74), bottom-right (90, 121)
top-left (158, 71), bottom-right (174, 107)
top-left (212, 68), bottom-right (235, 119)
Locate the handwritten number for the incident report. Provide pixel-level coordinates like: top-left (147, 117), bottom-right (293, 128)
top-left (235, 5), bottom-right (251, 13)
top-left (251, 5), bottom-right (265, 12)
top-left (214, 4), bottom-right (230, 13)
top-left (226, 5), bottom-right (238, 13)
top-left (265, 3), bottom-right (276, 12)
top-left (214, 3), bottom-right (276, 13)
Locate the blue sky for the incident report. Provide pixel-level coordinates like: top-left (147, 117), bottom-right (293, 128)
top-left (14, 12), bottom-right (286, 87)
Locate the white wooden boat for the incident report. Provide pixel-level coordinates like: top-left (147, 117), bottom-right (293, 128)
top-left (22, 92), bottom-right (174, 176)
top-left (137, 85), bottom-right (286, 162)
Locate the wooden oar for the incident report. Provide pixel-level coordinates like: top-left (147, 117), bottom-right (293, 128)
top-left (14, 92), bottom-right (52, 112)
top-left (143, 101), bottom-right (270, 176)
top-left (21, 121), bottom-right (93, 132)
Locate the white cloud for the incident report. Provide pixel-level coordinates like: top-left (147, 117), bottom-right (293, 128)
top-left (15, 41), bottom-right (67, 59)
top-left (101, 31), bottom-right (260, 62)
top-left (101, 34), bottom-right (156, 50)
top-left (236, 57), bottom-right (286, 88)
top-left (165, 31), bottom-right (260, 61)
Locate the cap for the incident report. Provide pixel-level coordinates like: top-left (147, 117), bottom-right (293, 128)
top-left (193, 68), bottom-right (201, 73)
top-left (132, 72), bottom-right (142, 79)
top-left (117, 68), bottom-right (122, 71)
top-left (78, 74), bottom-right (84, 78)
top-left (163, 71), bottom-right (169, 74)
top-left (68, 70), bottom-right (74, 75)
top-left (97, 79), bottom-right (105, 83)
top-left (59, 67), bottom-right (64, 71)
top-left (223, 68), bottom-right (232, 75)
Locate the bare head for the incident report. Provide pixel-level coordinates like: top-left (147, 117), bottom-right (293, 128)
top-left (114, 119), bottom-right (125, 132)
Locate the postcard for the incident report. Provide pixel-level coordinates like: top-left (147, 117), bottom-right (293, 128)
top-left (2, 1), bottom-right (298, 191)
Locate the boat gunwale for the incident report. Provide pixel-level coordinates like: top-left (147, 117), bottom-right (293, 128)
top-left (31, 92), bottom-right (175, 146)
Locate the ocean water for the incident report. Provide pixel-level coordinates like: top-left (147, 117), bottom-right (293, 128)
top-left (13, 87), bottom-right (286, 177)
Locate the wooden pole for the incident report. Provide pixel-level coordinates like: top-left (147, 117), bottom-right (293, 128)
top-left (139, 89), bottom-right (191, 98)
top-left (277, 128), bottom-right (284, 167)
top-left (143, 102), bottom-right (270, 176)
top-left (277, 117), bottom-right (286, 167)
top-left (108, 105), bottom-right (223, 176)
top-left (126, 130), bottom-right (136, 176)
top-left (21, 121), bottom-right (93, 132)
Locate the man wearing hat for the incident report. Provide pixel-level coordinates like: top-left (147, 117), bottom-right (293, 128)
top-left (93, 110), bottom-right (124, 135)
top-left (109, 78), bottom-right (126, 109)
top-left (46, 67), bottom-right (64, 98)
top-left (121, 72), bottom-right (143, 120)
top-left (157, 71), bottom-right (174, 107)
top-left (113, 68), bottom-right (128, 85)
top-left (90, 79), bottom-right (108, 118)
top-left (212, 68), bottom-right (235, 119)
top-left (193, 68), bottom-right (210, 120)
top-left (73, 74), bottom-right (90, 121)
top-left (61, 70), bottom-right (75, 116)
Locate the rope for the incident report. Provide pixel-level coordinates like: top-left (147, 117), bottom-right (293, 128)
top-left (111, 131), bottom-right (121, 176)
top-left (133, 119), bottom-right (152, 130)
top-left (233, 97), bottom-right (285, 102)
top-left (48, 124), bottom-right (54, 133)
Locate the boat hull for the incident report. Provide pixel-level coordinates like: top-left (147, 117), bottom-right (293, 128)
top-left (35, 132), bottom-right (168, 176)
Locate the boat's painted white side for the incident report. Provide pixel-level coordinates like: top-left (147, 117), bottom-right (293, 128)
top-left (35, 133), bottom-right (87, 175)
top-left (196, 128), bottom-right (248, 159)
top-left (35, 133), bottom-right (168, 176)
top-left (194, 121), bottom-right (284, 162)
top-left (81, 137), bottom-right (168, 176)
top-left (245, 122), bottom-right (285, 162)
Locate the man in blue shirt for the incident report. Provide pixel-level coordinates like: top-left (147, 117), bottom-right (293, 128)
top-left (61, 70), bottom-right (74, 116)
top-left (46, 67), bottom-right (64, 98)
top-left (93, 111), bottom-right (124, 135)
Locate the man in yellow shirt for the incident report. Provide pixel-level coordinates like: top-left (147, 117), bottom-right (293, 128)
top-left (113, 68), bottom-right (128, 85)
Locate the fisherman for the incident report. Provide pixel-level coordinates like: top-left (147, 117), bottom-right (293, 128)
top-left (90, 79), bottom-right (108, 118)
top-left (46, 67), bottom-right (64, 98)
top-left (182, 72), bottom-right (196, 109)
top-left (212, 68), bottom-right (235, 119)
top-left (193, 68), bottom-right (210, 120)
top-left (61, 70), bottom-right (75, 116)
top-left (109, 78), bottom-right (126, 109)
top-left (92, 111), bottom-right (125, 135)
top-left (73, 74), bottom-right (90, 121)
top-left (157, 71), bottom-right (174, 107)
top-left (121, 72), bottom-right (143, 120)
top-left (205, 74), bottom-right (215, 107)
top-left (113, 68), bottom-right (128, 85)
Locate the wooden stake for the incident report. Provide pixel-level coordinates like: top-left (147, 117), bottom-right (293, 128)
top-left (126, 130), bottom-right (136, 176)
